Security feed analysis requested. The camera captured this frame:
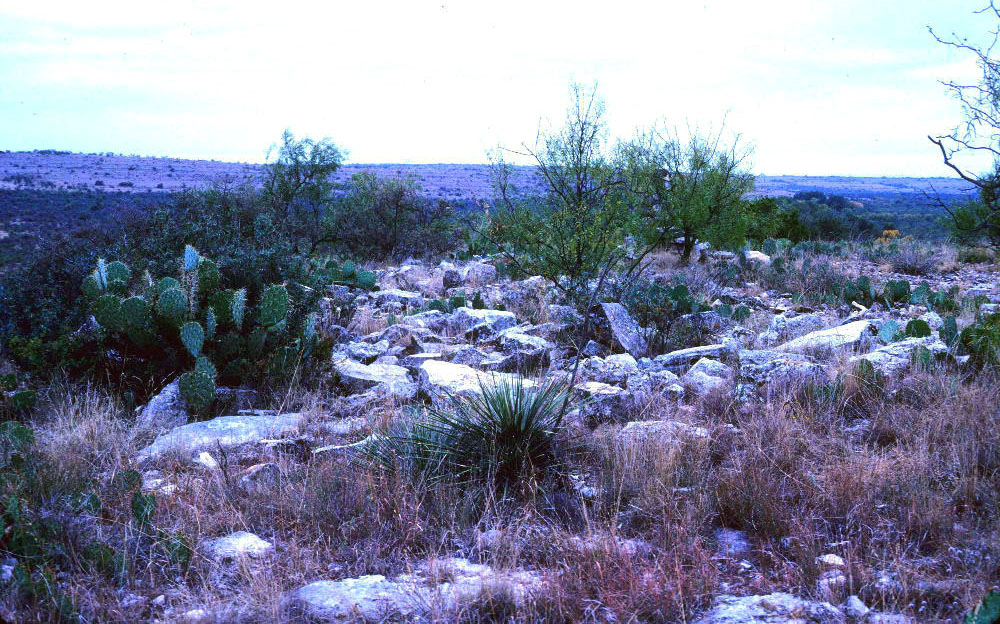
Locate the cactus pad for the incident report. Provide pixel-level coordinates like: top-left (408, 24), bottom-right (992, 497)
top-left (156, 288), bottom-right (187, 327)
top-left (180, 321), bottom-right (205, 358)
top-left (178, 371), bottom-right (214, 413)
top-left (105, 261), bottom-right (131, 294)
top-left (259, 285), bottom-right (289, 328)
top-left (884, 280), bottom-right (911, 306)
top-left (194, 356), bottom-right (217, 379)
top-left (81, 274), bottom-right (101, 299)
top-left (197, 258), bottom-right (221, 294)
top-left (356, 270), bottom-right (377, 290)
top-left (342, 260), bottom-right (356, 279)
top-left (156, 277), bottom-right (181, 296)
top-left (121, 296), bottom-right (153, 342)
top-left (94, 294), bottom-right (124, 331)
top-left (205, 308), bottom-right (217, 340)
top-left (231, 288), bottom-right (247, 330)
top-left (183, 244), bottom-right (200, 272)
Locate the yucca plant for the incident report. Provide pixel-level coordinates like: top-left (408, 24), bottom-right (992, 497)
top-left (362, 377), bottom-right (571, 493)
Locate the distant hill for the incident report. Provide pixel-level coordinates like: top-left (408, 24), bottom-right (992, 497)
top-left (0, 150), bottom-right (977, 203)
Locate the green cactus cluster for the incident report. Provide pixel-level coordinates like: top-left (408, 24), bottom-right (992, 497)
top-left (312, 257), bottom-right (378, 291)
top-left (83, 246), bottom-right (317, 401)
top-left (837, 275), bottom-right (960, 314)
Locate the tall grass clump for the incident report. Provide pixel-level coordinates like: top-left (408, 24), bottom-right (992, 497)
top-left (362, 377), bottom-right (571, 494)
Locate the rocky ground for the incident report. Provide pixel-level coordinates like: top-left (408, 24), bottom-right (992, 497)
top-left (9, 246), bottom-right (1000, 622)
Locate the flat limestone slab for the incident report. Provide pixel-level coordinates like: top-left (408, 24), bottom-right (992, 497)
top-left (776, 320), bottom-right (873, 353)
top-left (137, 412), bottom-right (304, 462)
top-left (418, 360), bottom-right (532, 400)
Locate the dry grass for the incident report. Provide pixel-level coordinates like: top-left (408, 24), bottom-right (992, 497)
top-left (347, 304), bottom-right (389, 335)
top-left (6, 350), bottom-right (999, 621)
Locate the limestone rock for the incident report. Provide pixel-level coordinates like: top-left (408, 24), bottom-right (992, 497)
top-left (743, 250), bottom-right (772, 265)
top-left (136, 412), bottom-right (304, 462)
top-left (373, 288), bottom-right (424, 309)
top-left (694, 592), bottom-right (845, 624)
top-left (288, 557), bottom-right (542, 622)
top-left (240, 462), bottom-right (280, 490)
top-left (738, 349), bottom-right (829, 400)
top-left (576, 381), bottom-right (631, 425)
top-left (136, 380), bottom-right (188, 432)
top-left (461, 262), bottom-right (497, 287)
top-left (682, 358), bottom-right (731, 395)
top-left (756, 313), bottom-right (827, 348)
top-left (449, 307), bottom-right (518, 335)
top-left (776, 320), bottom-right (874, 353)
top-left (418, 360), bottom-right (532, 401)
top-left (655, 344), bottom-right (729, 369)
top-left (600, 302), bottom-right (648, 358)
top-left (849, 336), bottom-right (947, 377)
top-left (616, 420), bottom-right (708, 446)
top-left (332, 356), bottom-right (417, 399)
top-left (201, 531), bottom-right (273, 564)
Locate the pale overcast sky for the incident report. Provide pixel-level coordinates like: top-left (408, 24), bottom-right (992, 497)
top-left (0, 0), bottom-right (994, 175)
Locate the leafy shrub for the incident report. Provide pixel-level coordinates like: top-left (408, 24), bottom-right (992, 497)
top-left (363, 378), bottom-right (571, 494)
top-left (957, 246), bottom-right (995, 264)
top-left (332, 172), bottom-right (457, 260)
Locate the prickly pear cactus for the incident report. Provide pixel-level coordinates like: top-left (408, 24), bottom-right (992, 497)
top-left (905, 319), bottom-right (931, 338)
top-left (105, 261), bottom-right (131, 294)
top-left (197, 258), bottom-right (221, 295)
top-left (357, 270), bottom-right (377, 291)
top-left (180, 321), bottom-right (205, 358)
top-left (884, 280), bottom-right (911, 306)
top-left (209, 290), bottom-right (235, 326)
top-left (342, 260), bottom-right (356, 279)
top-left (183, 244), bottom-right (200, 272)
top-left (178, 371), bottom-right (214, 413)
top-left (93, 294), bottom-right (124, 331)
top-left (81, 274), bottom-right (101, 299)
top-left (156, 277), bottom-right (181, 296)
top-left (205, 308), bottom-right (217, 340)
top-left (259, 285), bottom-right (289, 328)
top-left (194, 356), bottom-right (217, 379)
top-left (121, 296), bottom-right (153, 342)
top-left (156, 288), bottom-right (187, 327)
top-left (231, 288), bottom-right (247, 330)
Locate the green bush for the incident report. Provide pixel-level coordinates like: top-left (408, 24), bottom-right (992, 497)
top-left (332, 172), bottom-right (457, 261)
top-left (957, 246), bottom-right (995, 264)
top-left (363, 378), bottom-right (571, 494)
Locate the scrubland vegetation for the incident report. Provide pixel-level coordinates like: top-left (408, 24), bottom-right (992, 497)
top-left (2, 45), bottom-right (1000, 624)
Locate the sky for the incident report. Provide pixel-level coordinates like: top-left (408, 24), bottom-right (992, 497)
top-left (0, 0), bottom-right (995, 176)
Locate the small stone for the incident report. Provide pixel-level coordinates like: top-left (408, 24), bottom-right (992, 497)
top-left (714, 528), bottom-right (750, 558)
top-left (193, 451), bottom-right (218, 470)
top-left (201, 531), bottom-right (274, 564)
top-left (843, 595), bottom-right (869, 618)
top-left (817, 553), bottom-right (846, 568)
top-left (816, 570), bottom-right (848, 602)
top-left (240, 462), bottom-right (280, 490)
